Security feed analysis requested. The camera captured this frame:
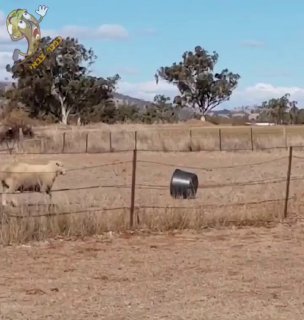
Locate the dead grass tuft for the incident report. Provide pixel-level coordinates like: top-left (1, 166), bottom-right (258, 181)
top-left (0, 199), bottom-right (284, 245)
top-left (0, 204), bottom-right (130, 245)
top-left (137, 202), bottom-right (281, 231)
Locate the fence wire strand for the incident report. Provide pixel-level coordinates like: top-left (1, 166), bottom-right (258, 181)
top-left (0, 160), bottom-right (132, 174)
top-left (4, 196), bottom-right (296, 220)
top-left (139, 196), bottom-right (295, 209)
top-left (2, 173), bottom-right (304, 196)
top-left (293, 155), bottom-right (304, 160)
top-left (7, 206), bottom-right (129, 219)
top-left (137, 156), bottom-right (288, 171)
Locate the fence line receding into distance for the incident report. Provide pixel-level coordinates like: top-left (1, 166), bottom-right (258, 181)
top-left (3, 126), bottom-right (304, 154)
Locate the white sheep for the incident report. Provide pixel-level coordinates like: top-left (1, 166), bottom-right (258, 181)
top-left (0, 160), bottom-right (66, 206)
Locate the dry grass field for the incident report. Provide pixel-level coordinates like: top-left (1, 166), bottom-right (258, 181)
top-left (1, 123), bottom-right (304, 245)
top-left (1, 123), bottom-right (304, 319)
top-left (1, 224), bottom-right (304, 319)
top-left (12, 122), bottom-right (304, 153)
top-left (1, 147), bottom-right (304, 243)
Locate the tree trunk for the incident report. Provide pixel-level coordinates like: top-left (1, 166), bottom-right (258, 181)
top-left (77, 117), bottom-right (81, 126)
top-left (60, 105), bottom-right (72, 125)
top-left (51, 83), bottom-right (72, 125)
top-left (57, 94), bottom-right (71, 125)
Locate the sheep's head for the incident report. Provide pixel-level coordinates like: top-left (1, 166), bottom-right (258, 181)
top-left (51, 161), bottom-right (66, 176)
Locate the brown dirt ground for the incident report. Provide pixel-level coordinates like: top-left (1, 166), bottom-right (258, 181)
top-left (1, 224), bottom-right (304, 319)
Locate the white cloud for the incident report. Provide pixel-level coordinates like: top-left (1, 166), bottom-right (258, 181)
top-left (0, 12), bottom-right (14, 80)
top-left (0, 51), bottom-right (11, 67)
top-left (1, 21), bottom-right (129, 45)
top-left (0, 10), bottom-right (5, 25)
top-left (227, 83), bottom-right (304, 107)
top-left (0, 51), bottom-right (13, 81)
top-left (241, 40), bottom-right (265, 48)
top-left (48, 24), bottom-right (129, 40)
top-left (138, 28), bottom-right (158, 36)
top-left (117, 79), bottom-right (178, 101)
top-left (96, 24), bottom-right (129, 40)
top-left (117, 80), bottom-right (304, 107)
top-left (0, 25), bottom-right (10, 43)
top-left (117, 67), bottom-right (140, 76)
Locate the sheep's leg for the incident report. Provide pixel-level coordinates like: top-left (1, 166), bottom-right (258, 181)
top-left (2, 189), bottom-right (7, 207)
top-left (42, 184), bottom-right (53, 210)
top-left (8, 185), bottom-right (17, 207)
top-left (2, 184), bottom-right (16, 207)
top-left (1, 180), bottom-right (12, 207)
top-left (1, 181), bottom-right (7, 207)
top-left (42, 190), bottom-right (52, 212)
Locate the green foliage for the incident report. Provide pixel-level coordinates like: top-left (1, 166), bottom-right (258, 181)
top-left (139, 95), bottom-right (177, 123)
top-left (260, 93), bottom-right (297, 124)
top-left (116, 104), bottom-right (141, 122)
top-left (294, 109), bottom-right (304, 124)
top-left (0, 88), bottom-right (5, 98)
top-left (140, 105), bottom-right (175, 124)
top-left (4, 40), bottom-right (244, 125)
top-left (156, 45), bottom-right (240, 115)
top-left (0, 123), bottom-right (34, 144)
top-left (153, 94), bottom-right (171, 106)
top-left (80, 100), bottom-right (117, 124)
top-left (5, 37), bottom-right (119, 124)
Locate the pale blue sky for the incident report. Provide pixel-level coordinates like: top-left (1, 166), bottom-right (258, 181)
top-left (1, 0), bottom-right (304, 107)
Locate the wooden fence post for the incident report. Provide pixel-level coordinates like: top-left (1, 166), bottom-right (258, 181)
top-left (130, 148), bottom-right (137, 228)
top-left (109, 131), bottom-right (112, 152)
top-left (134, 130), bottom-right (138, 151)
top-left (283, 126), bottom-right (288, 150)
top-left (85, 133), bottom-right (89, 153)
top-left (40, 139), bottom-right (45, 154)
top-left (62, 132), bottom-right (66, 153)
top-left (250, 127), bottom-right (254, 151)
top-left (18, 127), bottom-right (24, 153)
top-left (5, 140), bottom-right (13, 155)
top-left (283, 146), bottom-right (293, 219)
top-left (219, 128), bottom-right (222, 151)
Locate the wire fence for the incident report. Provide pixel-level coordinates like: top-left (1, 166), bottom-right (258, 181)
top-left (3, 126), bottom-right (304, 154)
top-left (1, 145), bottom-right (304, 227)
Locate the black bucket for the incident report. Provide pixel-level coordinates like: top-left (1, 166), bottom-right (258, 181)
top-left (170, 169), bottom-right (199, 199)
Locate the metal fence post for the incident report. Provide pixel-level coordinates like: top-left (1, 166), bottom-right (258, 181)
top-left (109, 131), bottom-right (112, 152)
top-left (283, 146), bottom-right (293, 219)
top-left (250, 127), bottom-right (254, 151)
top-left (134, 130), bottom-right (138, 151)
top-left (85, 132), bottom-right (89, 153)
top-left (219, 128), bottom-right (222, 151)
top-left (62, 132), bottom-right (66, 153)
top-left (130, 148), bottom-right (137, 228)
top-left (283, 126), bottom-right (288, 150)
top-left (18, 127), bottom-right (24, 153)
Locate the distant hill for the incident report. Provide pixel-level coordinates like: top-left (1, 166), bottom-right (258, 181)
top-left (0, 81), bottom-right (152, 107)
top-left (113, 92), bottom-right (152, 108)
top-left (0, 82), bottom-right (9, 90)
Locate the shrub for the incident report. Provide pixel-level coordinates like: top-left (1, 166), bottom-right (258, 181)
top-left (0, 123), bottom-right (34, 143)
